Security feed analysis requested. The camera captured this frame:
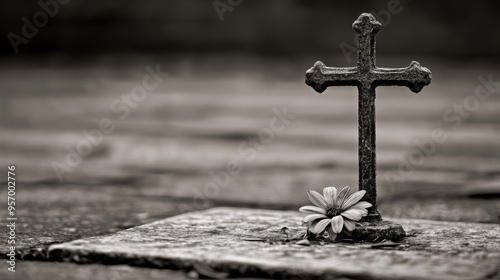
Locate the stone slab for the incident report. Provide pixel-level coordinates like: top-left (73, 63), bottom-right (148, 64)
top-left (3, 184), bottom-right (498, 263)
top-left (48, 207), bottom-right (500, 280)
top-left (0, 261), bottom-right (191, 280)
top-left (0, 184), bottom-right (184, 259)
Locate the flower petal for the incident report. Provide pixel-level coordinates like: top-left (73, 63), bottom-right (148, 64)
top-left (330, 215), bottom-right (344, 233)
top-left (307, 190), bottom-right (328, 209)
top-left (350, 201), bottom-right (372, 210)
top-left (326, 226), bottom-right (337, 241)
top-left (341, 208), bottom-right (368, 221)
top-left (302, 214), bottom-right (327, 223)
top-left (309, 218), bottom-right (330, 234)
top-left (343, 218), bottom-right (356, 231)
top-left (336, 186), bottom-right (350, 207)
top-left (341, 190), bottom-right (366, 210)
top-left (323, 186), bottom-right (337, 207)
top-left (299, 205), bottom-right (326, 214)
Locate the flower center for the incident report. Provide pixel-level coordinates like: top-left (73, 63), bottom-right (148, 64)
top-left (326, 207), bottom-right (341, 218)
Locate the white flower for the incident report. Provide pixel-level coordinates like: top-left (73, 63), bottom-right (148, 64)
top-left (299, 186), bottom-right (372, 241)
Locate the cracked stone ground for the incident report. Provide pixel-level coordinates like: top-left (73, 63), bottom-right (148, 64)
top-left (0, 54), bottom-right (499, 279)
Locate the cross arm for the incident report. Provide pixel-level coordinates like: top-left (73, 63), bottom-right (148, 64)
top-left (372, 61), bottom-right (432, 93)
top-left (305, 61), bottom-right (359, 93)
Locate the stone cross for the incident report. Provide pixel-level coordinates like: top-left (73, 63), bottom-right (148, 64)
top-left (305, 13), bottom-right (432, 221)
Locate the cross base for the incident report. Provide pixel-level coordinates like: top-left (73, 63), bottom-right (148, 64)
top-left (339, 219), bottom-right (406, 242)
top-left (362, 209), bottom-right (382, 222)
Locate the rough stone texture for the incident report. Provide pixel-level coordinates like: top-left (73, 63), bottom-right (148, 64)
top-left (48, 207), bottom-right (500, 280)
top-left (305, 13), bottom-right (432, 220)
top-left (349, 220), bottom-right (406, 242)
top-left (2, 184), bottom-right (497, 262)
top-left (0, 261), bottom-right (192, 280)
top-left (0, 184), bottom-right (184, 260)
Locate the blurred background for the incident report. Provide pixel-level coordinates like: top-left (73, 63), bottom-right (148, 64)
top-left (1, 0), bottom-right (500, 55)
top-left (0, 0), bottom-right (499, 248)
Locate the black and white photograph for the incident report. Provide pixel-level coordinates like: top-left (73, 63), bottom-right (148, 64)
top-left (1, 1), bottom-right (499, 279)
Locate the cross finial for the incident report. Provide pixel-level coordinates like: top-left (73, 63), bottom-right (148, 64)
top-left (352, 13), bottom-right (381, 36)
top-left (305, 13), bottom-right (431, 221)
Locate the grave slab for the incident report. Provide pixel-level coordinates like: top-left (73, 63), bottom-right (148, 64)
top-left (0, 261), bottom-right (191, 280)
top-left (48, 207), bottom-right (500, 280)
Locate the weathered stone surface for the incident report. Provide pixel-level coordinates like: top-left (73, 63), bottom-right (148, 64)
top-left (0, 184), bottom-right (184, 259)
top-left (48, 207), bottom-right (500, 280)
top-left (348, 220), bottom-right (406, 242)
top-left (3, 183), bottom-right (497, 262)
top-left (0, 261), bottom-right (191, 280)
